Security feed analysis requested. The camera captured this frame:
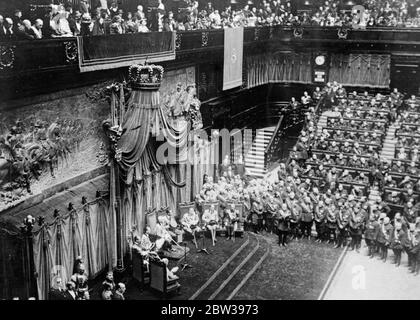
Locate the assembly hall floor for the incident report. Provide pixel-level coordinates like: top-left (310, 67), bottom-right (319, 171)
top-left (91, 232), bottom-right (342, 300)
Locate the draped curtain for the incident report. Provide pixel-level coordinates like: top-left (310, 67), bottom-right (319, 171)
top-left (247, 52), bottom-right (313, 88)
top-left (328, 53), bottom-right (390, 88)
top-left (32, 199), bottom-right (110, 300)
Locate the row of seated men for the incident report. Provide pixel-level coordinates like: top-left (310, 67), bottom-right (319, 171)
top-left (346, 90), bottom-right (394, 103)
top-left (307, 151), bottom-right (377, 169)
top-left (314, 139), bottom-right (380, 155)
top-left (388, 159), bottom-right (420, 176)
top-left (396, 136), bottom-right (420, 151)
top-left (399, 110), bottom-right (420, 123)
top-left (325, 129), bottom-right (382, 145)
top-left (402, 94), bottom-right (420, 112)
top-left (327, 117), bottom-right (387, 132)
top-left (323, 128), bottom-right (383, 144)
top-left (384, 174), bottom-right (420, 193)
top-left (333, 105), bottom-right (391, 120)
top-left (396, 123), bottom-right (420, 136)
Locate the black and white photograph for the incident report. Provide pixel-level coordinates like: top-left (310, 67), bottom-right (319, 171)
top-left (0, 0), bottom-right (420, 307)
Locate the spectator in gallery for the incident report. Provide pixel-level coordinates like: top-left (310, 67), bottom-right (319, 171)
top-left (158, 0), bottom-right (166, 12)
top-left (109, 1), bottom-right (119, 18)
top-left (69, 10), bottom-right (82, 36)
top-left (124, 12), bottom-right (137, 33)
top-left (135, 5), bottom-right (145, 21)
top-left (91, 11), bottom-right (107, 35)
top-left (80, 13), bottom-right (93, 36)
top-left (110, 15), bottom-right (123, 34)
top-left (80, 0), bottom-right (90, 15)
top-left (16, 19), bottom-right (34, 40)
top-left (55, 10), bottom-right (73, 37)
top-left (138, 18), bottom-right (149, 32)
top-left (164, 11), bottom-right (177, 31)
top-left (97, 0), bottom-right (109, 14)
top-left (30, 19), bottom-right (44, 39)
top-left (12, 9), bottom-right (23, 34)
top-left (0, 18), bottom-right (15, 40)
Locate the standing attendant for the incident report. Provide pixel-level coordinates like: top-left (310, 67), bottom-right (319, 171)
top-left (364, 214), bottom-right (379, 258)
top-left (276, 203), bottom-right (291, 246)
top-left (390, 222), bottom-right (405, 267)
top-left (300, 196), bottom-right (313, 240)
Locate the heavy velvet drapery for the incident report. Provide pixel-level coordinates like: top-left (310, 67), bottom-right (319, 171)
top-left (328, 54), bottom-right (390, 88)
top-left (246, 52), bottom-right (313, 88)
top-left (32, 199), bottom-right (110, 300)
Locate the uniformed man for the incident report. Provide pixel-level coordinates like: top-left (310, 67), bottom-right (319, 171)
top-left (223, 203), bottom-right (238, 240)
top-left (264, 195), bottom-right (278, 234)
top-left (364, 214), bottom-right (379, 258)
top-left (276, 203), bottom-right (291, 246)
top-left (314, 200), bottom-right (327, 242)
top-left (377, 216), bottom-right (393, 262)
top-left (335, 202), bottom-right (350, 248)
top-left (390, 222), bottom-right (405, 267)
top-left (251, 197), bottom-right (264, 233)
top-left (300, 196), bottom-right (314, 240)
top-left (326, 202), bottom-right (337, 244)
top-left (349, 209), bottom-right (364, 252)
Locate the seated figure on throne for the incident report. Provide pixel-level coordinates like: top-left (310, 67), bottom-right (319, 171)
top-left (132, 226), bottom-right (158, 271)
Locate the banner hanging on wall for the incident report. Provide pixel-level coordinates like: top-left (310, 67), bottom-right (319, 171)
top-left (223, 27), bottom-right (244, 91)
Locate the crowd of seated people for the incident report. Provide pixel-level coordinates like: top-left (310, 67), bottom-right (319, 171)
top-left (1, 0), bottom-right (420, 41)
top-left (290, 80), bottom-right (420, 274)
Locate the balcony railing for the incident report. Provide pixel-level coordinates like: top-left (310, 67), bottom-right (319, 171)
top-left (1, 26), bottom-right (420, 78)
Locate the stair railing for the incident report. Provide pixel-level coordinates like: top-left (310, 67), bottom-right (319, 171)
top-left (264, 115), bottom-right (285, 169)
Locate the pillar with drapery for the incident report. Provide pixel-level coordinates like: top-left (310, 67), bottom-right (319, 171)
top-left (108, 64), bottom-right (194, 267)
top-left (31, 197), bottom-right (111, 300)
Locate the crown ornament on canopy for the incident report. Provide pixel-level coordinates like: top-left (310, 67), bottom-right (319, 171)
top-left (128, 63), bottom-right (164, 91)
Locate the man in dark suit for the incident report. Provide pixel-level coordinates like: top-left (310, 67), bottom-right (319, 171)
top-left (62, 281), bottom-right (77, 300)
top-left (0, 18), bottom-right (15, 40)
top-left (112, 283), bottom-right (126, 300)
top-left (48, 277), bottom-right (66, 300)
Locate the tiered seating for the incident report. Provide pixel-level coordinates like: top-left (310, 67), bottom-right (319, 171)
top-left (382, 98), bottom-right (420, 212)
top-left (298, 91), bottom-right (394, 197)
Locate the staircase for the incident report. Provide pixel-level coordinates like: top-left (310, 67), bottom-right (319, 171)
top-left (245, 127), bottom-right (275, 177)
top-left (380, 122), bottom-right (399, 161)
